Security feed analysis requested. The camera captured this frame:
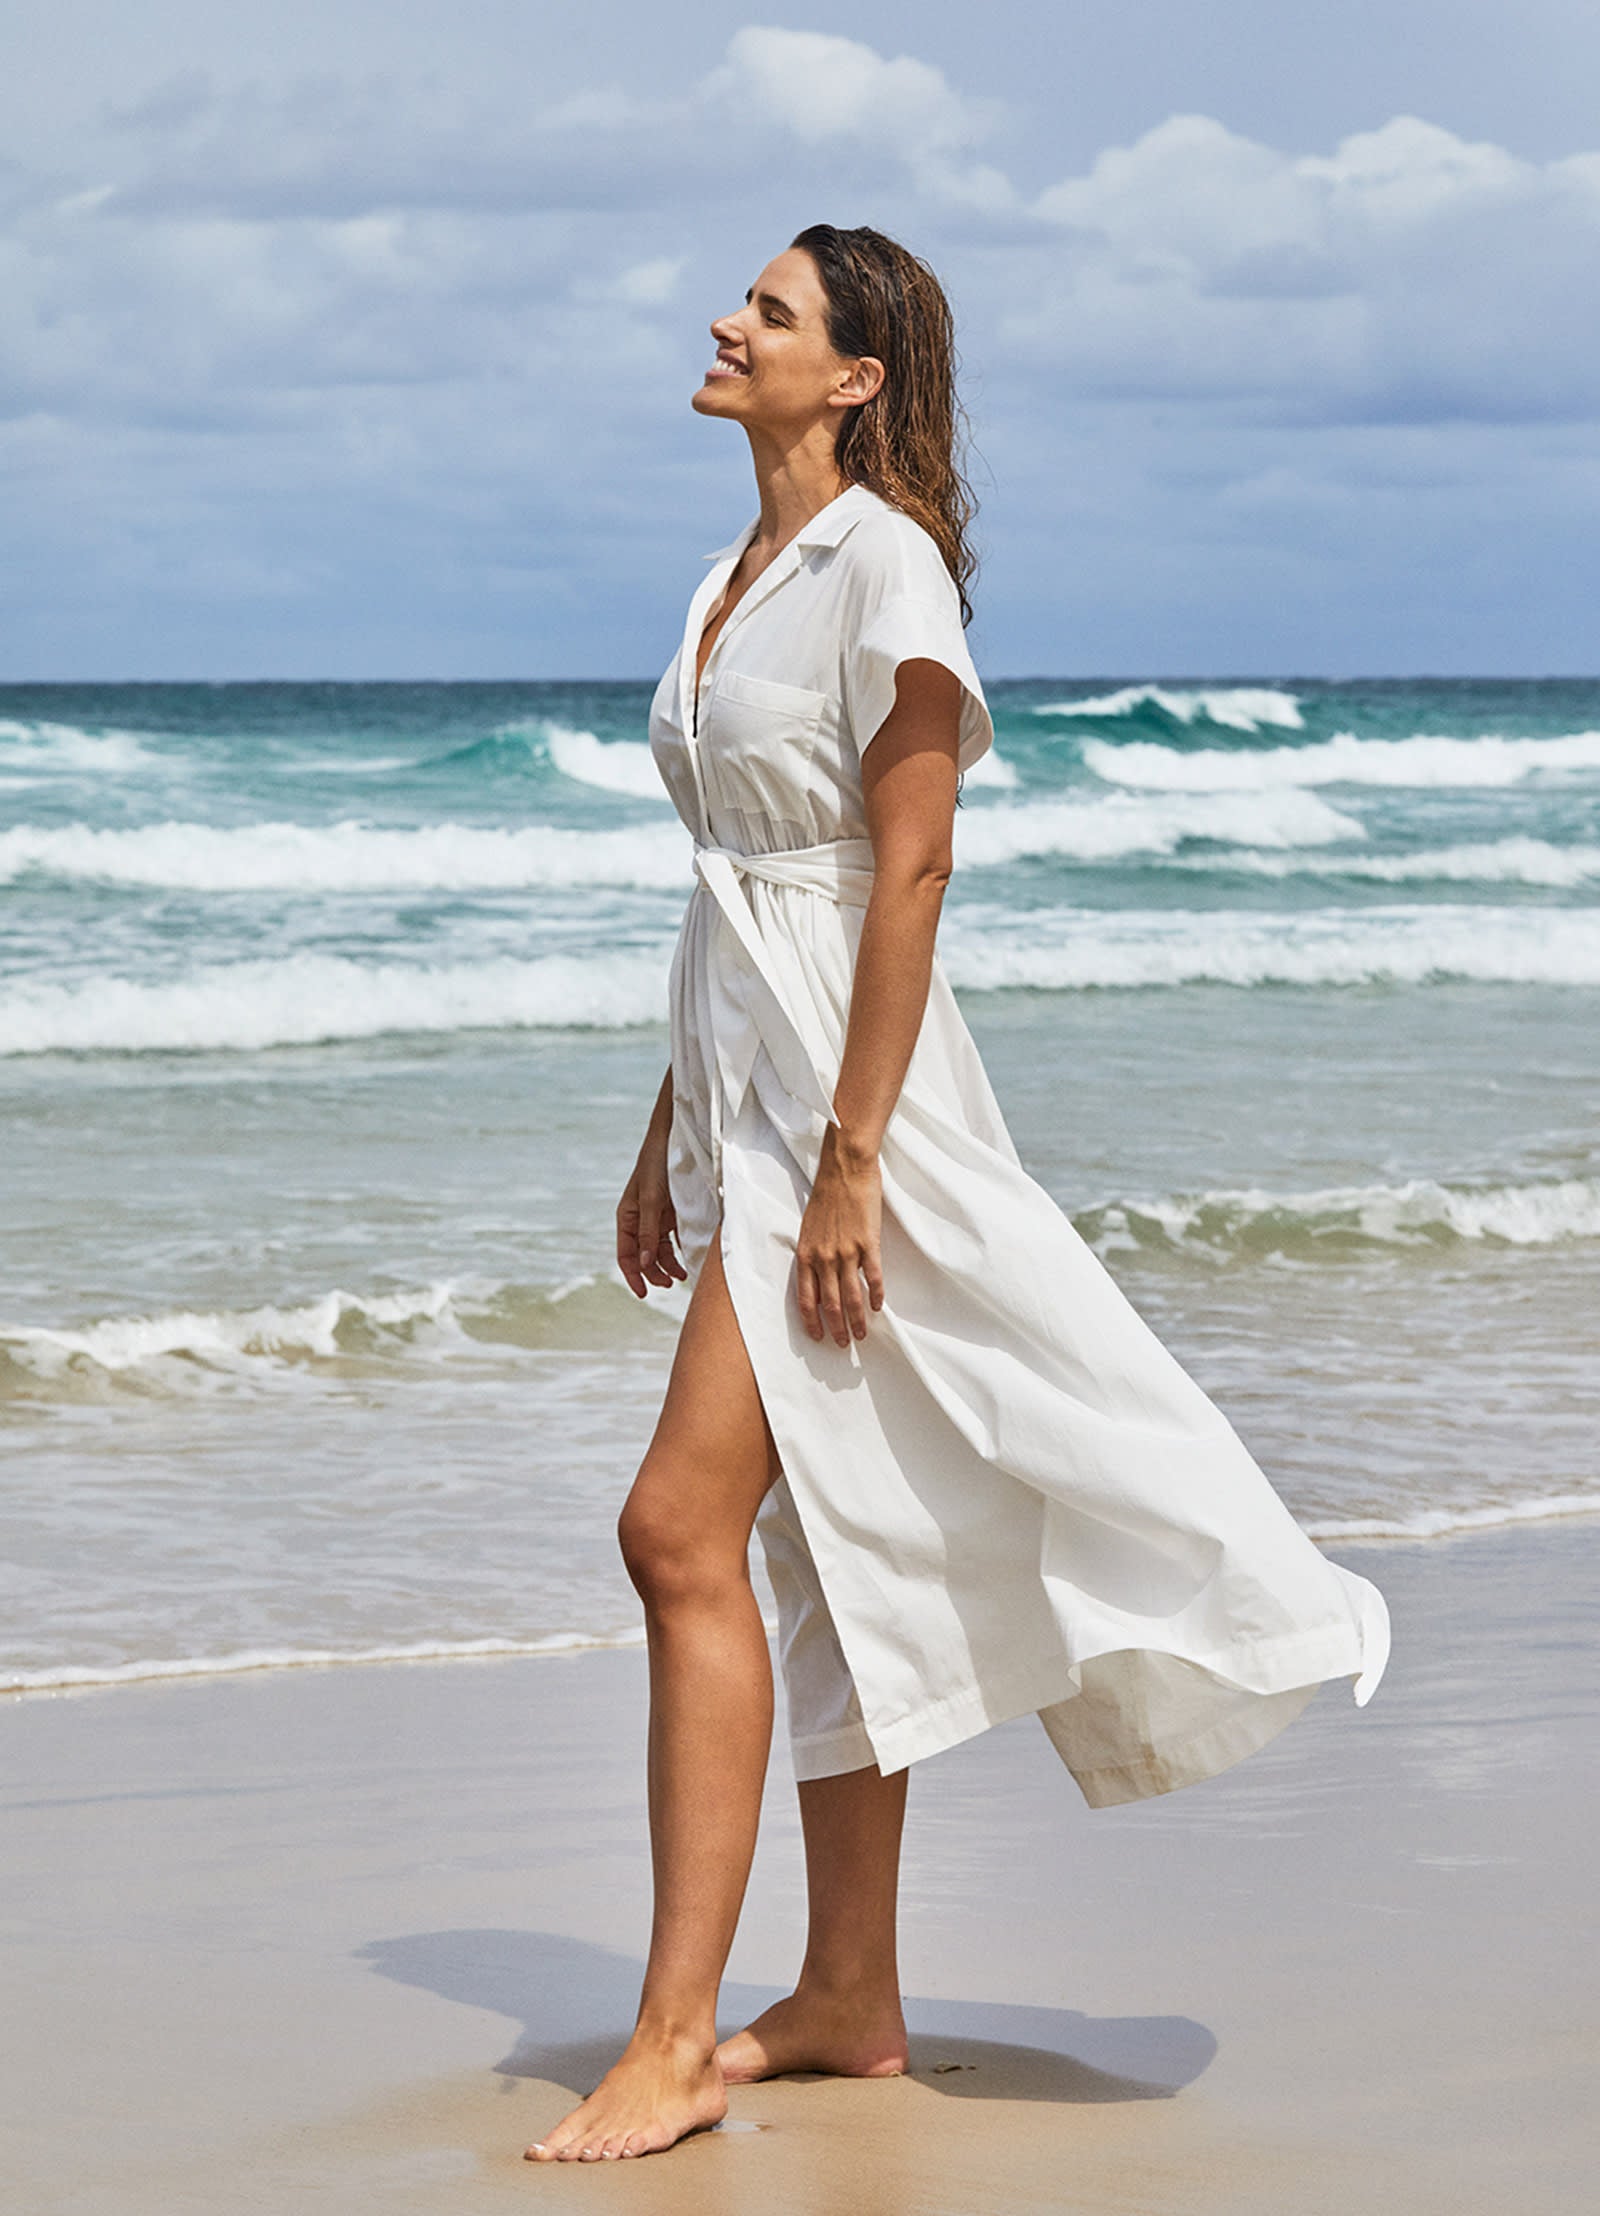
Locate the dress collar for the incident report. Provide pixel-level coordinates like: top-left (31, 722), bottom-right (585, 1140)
top-left (701, 482), bottom-right (879, 563)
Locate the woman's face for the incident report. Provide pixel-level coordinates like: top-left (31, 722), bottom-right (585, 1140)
top-left (692, 247), bottom-right (877, 431)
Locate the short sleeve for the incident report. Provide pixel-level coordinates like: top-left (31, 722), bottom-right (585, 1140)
top-left (846, 592), bottom-right (994, 775)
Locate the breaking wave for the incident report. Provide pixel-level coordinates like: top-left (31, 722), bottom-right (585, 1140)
top-left (9, 899), bottom-right (1600, 1056)
top-left (0, 1271), bottom-right (672, 1402)
top-left (1178, 839), bottom-right (1600, 888)
top-left (0, 949), bottom-right (670, 1055)
top-left (540, 721), bottom-right (667, 800)
top-left (0, 717), bottom-right (160, 773)
top-left (0, 788), bottom-right (1356, 895)
top-left (1033, 686), bottom-right (1306, 732)
top-left (939, 904), bottom-right (1600, 992)
top-left (1077, 1176), bottom-right (1600, 1261)
top-left (955, 788), bottom-right (1360, 865)
top-left (0, 818), bottom-right (691, 893)
top-left (11, 1173), bottom-right (1591, 1405)
top-left (962, 745), bottom-right (1018, 788)
top-left (1083, 729), bottom-right (1600, 791)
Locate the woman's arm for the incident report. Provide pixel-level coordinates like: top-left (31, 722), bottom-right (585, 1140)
top-left (618, 1061), bottom-right (689, 1296)
top-left (795, 656), bottom-right (961, 1347)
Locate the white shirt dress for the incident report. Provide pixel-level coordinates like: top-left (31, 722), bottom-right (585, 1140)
top-left (648, 482), bottom-right (1390, 1808)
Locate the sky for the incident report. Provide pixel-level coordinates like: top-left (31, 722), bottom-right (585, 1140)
top-left (3, 1), bottom-right (1598, 679)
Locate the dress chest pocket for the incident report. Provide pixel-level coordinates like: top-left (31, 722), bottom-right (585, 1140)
top-left (703, 668), bottom-right (831, 826)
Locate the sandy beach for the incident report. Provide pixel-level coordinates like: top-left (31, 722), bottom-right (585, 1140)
top-left (3, 1518), bottom-right (1594, 2215)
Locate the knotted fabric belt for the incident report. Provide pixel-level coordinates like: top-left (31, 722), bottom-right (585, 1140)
top-left (690, 837), bottom-right (876, 1151)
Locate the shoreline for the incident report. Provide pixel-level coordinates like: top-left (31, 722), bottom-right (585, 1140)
top-left (3, 1519), bottom-right (1596, 2212)
top-left (8, 1504), bottom-right (1600, 1703)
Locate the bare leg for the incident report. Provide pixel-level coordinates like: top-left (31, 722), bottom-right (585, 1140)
top-left (715, 1761), bottom-right (910, 2083)
top-left (526, 1229), bottom-right (781, 2163)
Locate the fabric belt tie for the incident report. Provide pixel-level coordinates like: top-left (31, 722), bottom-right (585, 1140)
top-left (691, 838), bottom-right (876, 1154)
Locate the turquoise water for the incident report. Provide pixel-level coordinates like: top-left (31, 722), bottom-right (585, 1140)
top-left (3, 678), bottom-right (1597, 1689)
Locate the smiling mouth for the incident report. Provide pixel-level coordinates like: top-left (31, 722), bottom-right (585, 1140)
top-left (705, 358), bottom-right (750, 379)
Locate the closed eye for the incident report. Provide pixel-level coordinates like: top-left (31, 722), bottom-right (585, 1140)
top-left (747, 285), bottom-right (797, 327)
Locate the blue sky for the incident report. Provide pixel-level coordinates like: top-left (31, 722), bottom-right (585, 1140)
top-left (3, 2), bottom-right (1597, 679)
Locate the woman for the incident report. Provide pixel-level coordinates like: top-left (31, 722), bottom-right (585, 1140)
top-left (526, 224), bottom-right (1389, 2165)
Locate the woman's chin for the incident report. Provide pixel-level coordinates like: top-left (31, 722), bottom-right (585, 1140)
top-left (691, 377), bottom-right (748, 416)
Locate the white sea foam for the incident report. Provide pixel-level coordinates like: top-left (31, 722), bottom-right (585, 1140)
top-left (955, 788), bottom-right (1361, 865)
top-left (540, 721), bottom-right (669, 800)
top-left (287, 753), bottom-right (416, 777)
top-left (1080, 1176), bottom-right (1600, 1257)
top-left (1083, 728), bottom-right (1600, 791)
top-left (0, 818), bottom-right (691, 893)
top-left (8, 900), bottom-right (1598, 1056)
top-left (3, 1283), bottom-right (471, 1377)
top-left (1034, 685), bottom-right (1305, 731)
top-left (0, 1628), bottom-right (653, 1697)
top-left (962, 746), bottom-right (1018, 789)
top-left (0, 718), bottom-right (160, 772)
top-left (0, 948), bottom-right (669, 1055)
top-left (1181, 838), bottom-right (1600, 888)
top-left (940, 903), bottom-right (1600, 991)
top-left (1304, 1492), bottom-right (1600, 1544)
top-left (15, 1484), bottom-right (1596, 1694)
top-left (0, 1271), bottom-right (662, 1394)
top-left (0, 789), bottom-right (1350, 895)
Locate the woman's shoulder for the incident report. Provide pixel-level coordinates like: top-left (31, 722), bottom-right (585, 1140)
top-left (833, 488), bottom-right (961, 610)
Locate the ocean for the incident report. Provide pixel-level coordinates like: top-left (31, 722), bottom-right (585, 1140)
top-left (3, 676), bottom-right (1597, 1695)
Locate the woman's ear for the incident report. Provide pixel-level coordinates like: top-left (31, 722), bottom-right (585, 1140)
top-left (830, 355), bottom-right (887, 410)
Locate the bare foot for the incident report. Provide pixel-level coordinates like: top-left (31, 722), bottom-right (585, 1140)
top-left (523, 2030), bottom-right (727, 2163)
top-left (714, 1983), bottom-right (908, 2084)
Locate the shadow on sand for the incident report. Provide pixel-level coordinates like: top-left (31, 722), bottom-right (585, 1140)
top-left (357, 1928), bottom-right (1215, 2107)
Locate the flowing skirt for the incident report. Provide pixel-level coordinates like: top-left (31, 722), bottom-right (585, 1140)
top-left (664, 844), bottom-right (1390, 1806)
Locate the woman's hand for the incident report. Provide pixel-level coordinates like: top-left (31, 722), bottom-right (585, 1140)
top-left (618, 1125), bottom-right (688, 1298)
top-left (796, 1127), bottom-right (885, 1347)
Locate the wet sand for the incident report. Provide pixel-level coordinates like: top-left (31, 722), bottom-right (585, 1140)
top-left (3, 1522), bottom-right (1595, 2214)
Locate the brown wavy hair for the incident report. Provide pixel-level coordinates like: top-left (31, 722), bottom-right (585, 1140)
top-left (791, 223), bottom-right (978, 625)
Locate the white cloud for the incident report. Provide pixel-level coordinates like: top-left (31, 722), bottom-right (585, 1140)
top-left (708, 26), bottom-right (1011, 211)
top-left (9, 35), bottom-right (1589, 440)
top-left (74, 28), bottom-right (1011, 226)
top-left (3, 23), bottom-right (1599, 674)
top-left (1017, 110), bottom-right (1600, 424)
top-left (608, 256), bottom-right (686, 306)
top-left (1300, 115), bottom-right (1525, 203)
top-left (714, 27), bottom-right (973, 147)
top-left (92, 70), bottom-right (705, 220)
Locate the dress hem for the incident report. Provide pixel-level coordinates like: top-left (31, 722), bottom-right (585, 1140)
top-left (1054, 1681), bottom-right (1321, 1808)
top-left (846, 1623), bottom-right (1373, 1795)
top-left (789, 1717), bottom-right (880, 1782)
